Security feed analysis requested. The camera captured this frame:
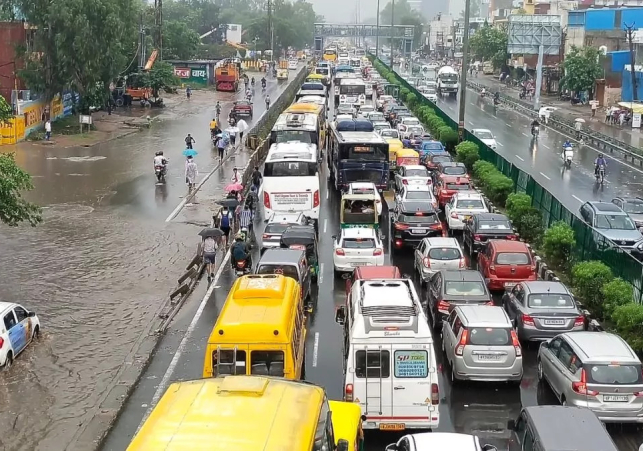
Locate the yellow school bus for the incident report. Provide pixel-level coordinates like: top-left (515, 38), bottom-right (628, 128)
top-left (127, 376), bottom-right (355, 451)
top-left (202, 274), bottom-right (306, 380)
top-left (285, 102), bottom-right (327, 149)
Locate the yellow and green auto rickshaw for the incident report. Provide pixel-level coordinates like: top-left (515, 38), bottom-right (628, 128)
top-left (340, 193), bottom-right (379, 229)
top-left (385, 138), bottom-right (404, 173)
top-left (329, 401), bottom-right (365, 451)
top-left (395, 148), bottom-right (420, 168)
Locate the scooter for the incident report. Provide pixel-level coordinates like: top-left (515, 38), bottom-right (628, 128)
top-left (532, 126), bottom-right (539, 138)
top-left (234, 259), bottom-right (251, 276)
top-left (155, 164), bottom-right (167, 182)
top-left (595, 165), bottom-right (605, 183)
top-left (562, 146), bottom-right (573, 167)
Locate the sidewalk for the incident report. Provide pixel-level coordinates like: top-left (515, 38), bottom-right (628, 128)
top-left (474, 75), bottom-right (643, 149)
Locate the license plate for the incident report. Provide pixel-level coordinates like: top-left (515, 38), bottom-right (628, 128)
top-left (604, 395), bottom-right (629, 402)
top-left (464, 215), bottom-right (472, 221)
top-left (544, 319), bottom-right (565, 326)
top-left (504, 282), bottom-right (516, 288)
top-left (379, 423), bottom-right (405, 431)
top-left (477, 354), bottom-right (501, 361)
top-left (351, 262), bottom-right (367, 267)
top-left (412, 228), bottom-right (427, 234)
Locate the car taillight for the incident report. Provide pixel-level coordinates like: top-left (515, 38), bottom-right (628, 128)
top-left (345, 383), bottom-right (354, 401)
top-left (450, 212), bottom-right (458, 219)
top-left (402, 179), bottom-right (408, 185)
top-left (437, 300), bottom-right (450, 314)
top-left (455, 329), bottom-right (469, 356)
top-left (522, 313), bottom-right (535, 327)
top-left (485, 301), bottom-right (494, 306)
top-left (431, 383), bottom-right (439, 404)
top-left (507, 235), bottom-right (517, 240)
top-left (572, 369), bottom-right (598, 396)
top-left (423, 257), bottom-right (430, 268)
top-left (394, 222), bottom-right (410, 230)
top-left (264, 191), bottom-right (271, 209)
top-left (335, 249), bottom-right (345, 256)
top-left (0, 337), bottom-right (3, 348)
top-left (373, 248), bottom-right (383, 256)
top-left (262, 234), bottom-right (269, 240)
top-left (430, 223), bottom-right (443, 230)
top-left (313, 190), bottom-right (320, 208)
top-left (574, 316), bottom-right (585, 327)
top-left (473, 234), bottom-right (482, 241)
top-left (489, 265), bottom-right (496, 274)
top-left (458, 258), bottom-right (466, 268)
top-left (511, 330), bottom-right (522, 357)
top-left (426, 179), bottom-right (432, 184)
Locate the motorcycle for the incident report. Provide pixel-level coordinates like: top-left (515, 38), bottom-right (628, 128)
top-left (493, 98), bottom-right (500, 106)
top-left (532, 126), bottom-right (539, 138)
top-left (562, 146), bottom-right (573, 167)
top-left (154, 164), bottom-right (167, 182)
top-left (596, 164), bottom-right (605, 183)
top-left (234, 258), bottom-right (251, 276)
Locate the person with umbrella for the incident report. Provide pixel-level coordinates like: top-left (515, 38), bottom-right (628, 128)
top-left (217, 133), bottom-right (226, 160)
top-left (236, 118), bottom-right (248, 148)
top-left (203, 234), bottom-right (218, 283)
top-left (185, 155), bottom-right (198, 196)
top-left (185, 134), bottom-right (195, 149)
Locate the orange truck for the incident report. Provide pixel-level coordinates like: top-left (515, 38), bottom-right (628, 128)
top-left (215, 61), bottom-right (240, 92)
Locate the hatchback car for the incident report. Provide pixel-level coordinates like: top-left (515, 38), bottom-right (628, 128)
top-left (443, 305), bottom-right (523, 383)
top-left (395, 165), bottom-right (432, 191)
top-left (0, 302), bottom-right (41, 369)
top-left (261, 212), bottom-right (306, 253)
top-left (396, 185), bottom-right (439, 210)
top-left (378, 128), bottom-right (400, 139)
top-left (434, 175), bottom-right (472, 207)
top-left (478, 240), bottom-right (536, 291)
top-left (288, 59), bottom-right (298, 70)
top-left (472, 129), bottom-right (498, 150)
top-left (333, 228), bottom-right (384, 274)
top-left (579, 201), bottom-right (643, 257)
top-left (444, 191), bottom-right (488, 231)
top-left (463, 213), bottom-right (516, 255)
top-left (425, 153), bottom-right (453, 171)
top-left (365, 112), bottom-right (385, 122)
top-left (612, 197), bottom-right (643, 229)
top-left (358, 104), bottom-right (375, 115)
top-left (390, 201), bottom-right (443, 250)
top-left (537, 331), bottom-right (643, 423)
top-left (347, 182), bottom-right (382, 217)
top-left (433, 162), bottom-right (467, 183)
top-left (426, 270), bottom-right (492, 330)
top-left (414, 237), bottom-right (466, 284)
top-left (231, 100), bottom-right (253, 119)
top-left (425, 89), bottom-right (438, 103)
top-left (503, 281), bottom-right (585, 341)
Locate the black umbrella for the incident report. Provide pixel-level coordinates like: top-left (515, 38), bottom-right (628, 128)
top-left (199, 227), bottom-right (225, 238)
top-left (217, 198), bottom-right (240, 209)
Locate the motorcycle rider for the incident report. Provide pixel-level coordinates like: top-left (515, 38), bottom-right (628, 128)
top-left (153, 151), bottom-right (168, 171)
top-left (209, 118), bottom-right (218, 138)
top-left (531, 118), bottom-right (539, 135)
top-left (186, 86), bottom-right (192, 99)
top-left (563, 139), bottom-right (572, 149)
top-left (251, 77), bottom-right (255, 88)
top-left (245, 88), bottom-right (252, 102)
top-left (230, 232), bottom-right (251, 270)
top-left (185, 133), bottom-right (195, 149)
top-left (261, 77), bottom-right (267, 90)
top-left (595, 153), bottom-right (607, 175)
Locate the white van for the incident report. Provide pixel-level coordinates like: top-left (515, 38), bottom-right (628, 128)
top-left (262, 142), bottom-right (321, 229)
top-left (335, 278), bottom-right (440, 431)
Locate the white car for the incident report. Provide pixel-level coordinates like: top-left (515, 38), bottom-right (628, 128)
top-left (335, 114), bottom-right (354, 124)
top-left (377, 94), bottom-right (394, 109)
top-left (425, 90), bottom-right (438, 102)
top-left (395, 165), bottom-right (432, 192)
top-left (386, 432), bottom-right (498, 451)
top-left (347, 182), bottom-right (382, 217)
top-left (333, 228), bottom-right (384, 274)
top-left (400, 117), bottom-right (421, 128)
top-left (396, 185), bottom-right (438, 211)
top-left (365, 112), bottom-right (385, 122)
top-left (414, 237), bottom-right (466, 283)
top-left (288, 60), bottom-right (298, 70)
top-left (372, 121), bottom-right (390, 134)
top-left (0, 302), bottom-right (41, 368)
top-left (472, 129), bottom-right (498, 150)
top-left (444, 191), bottom-right (489, 230)
top-left (405, 125), bottom-right (425, 139)
top-left (379, 128), bottom-right (399, 140)
top-left (358, 104), bottom-right (375, 116)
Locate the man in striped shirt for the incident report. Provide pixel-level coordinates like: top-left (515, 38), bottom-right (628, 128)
top-left (239, 205), bottom-right (254, 241)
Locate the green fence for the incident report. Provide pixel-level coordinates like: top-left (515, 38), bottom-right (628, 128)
top-left (372, 56), bottom-right (643, 303)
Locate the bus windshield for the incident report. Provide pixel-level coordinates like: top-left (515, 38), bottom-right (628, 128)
top-left (264, 161), bottom-right (318, 177)
top-left (273, 130), bottom-right (316, 145)
top-left (339, 144), bottom-right (388, 161)
top-left (340, 85), bottom-right (365, 95)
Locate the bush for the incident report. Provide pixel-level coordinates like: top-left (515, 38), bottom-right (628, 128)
top-left (542, 221), bottom-right (575, 270)
top-left (418, 105), bottom-right (434, 118)
top-left (612, 303), bottom-right (643, 353)
top-left (472, 160), bottom-right (496, 180)
top-left (438, 126), bottom-right (458, 151)
top-left (601, 278), bottom-right (634, 317)
top-left (484, 172), bottom-right (514, 206)
top-left (386, 74), bottom-right (397, 84)
top-left (517, 210), bottom-right (544, 246)
top-left (505, 193), bottom-right (533, 223)
top-left (571, 260), bottom-right (613, 318)
top-left (427, 116), bottom-right (445, 134)
top-left (455, 141), bottom-right (480, 170)
top-left (406, 93), bottom-right (418, 109)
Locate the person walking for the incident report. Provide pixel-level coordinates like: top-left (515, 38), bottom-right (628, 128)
top-left (203, 236), bottom-right (218, 283)
top-left (217, 134), bottom-right (226, 160)
top-left (185, 156), bottom-right (198, 197)
top-left (236, 118), bottom-right (248, 148)
top-left (591, 100), bottom-right (598, 118)
top-left (45, 120), bottom-right (52, 141)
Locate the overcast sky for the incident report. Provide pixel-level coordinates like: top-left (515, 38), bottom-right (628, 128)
top-left (309, 0), bottom-right (448, 24)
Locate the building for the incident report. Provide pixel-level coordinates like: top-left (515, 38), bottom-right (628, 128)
top-left (0, 21), bottom-right (33, 105)
top-left (226, 24), bottom-right (242, 44)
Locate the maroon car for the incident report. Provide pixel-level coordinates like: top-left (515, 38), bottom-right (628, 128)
top-left (231, 100), bottom-right (253, 119)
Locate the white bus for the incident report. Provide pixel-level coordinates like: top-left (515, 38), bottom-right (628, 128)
top-left (262, 142), bottom-right (321, 229)
top-left (339, 78), bottom-right (367, 106)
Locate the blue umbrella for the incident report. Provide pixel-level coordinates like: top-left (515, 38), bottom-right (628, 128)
top-left (183, 148), bottom-right (198, 157)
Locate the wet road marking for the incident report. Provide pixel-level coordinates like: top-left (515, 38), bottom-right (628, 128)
top-left (312, 332), bottom-right (320, 367)
top-left (515, 155), bottom-right (525, 161)
top-left (506, 123), bottom-right (512, 127)
top-left (542, 143), bottom-right (550, 149)
top-left (521, 132), bottom-right (529, 137)
top-left (323, 219), bottom-right (327, 234)
top-left (326, 189), bottom-right (329, 200)
top-left (572, 195), bottom-right (583, 202)
top-left (138, 247), bottom-right (232, 432)
top-left (319, 263), bottom-right (324, 284)
top-left (539, 172), bottom-right (551, 180)
top-left (497, 141), bottom-right (503, 147)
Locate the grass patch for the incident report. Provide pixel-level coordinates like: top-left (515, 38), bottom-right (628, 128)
top-left (27, 115), bottom-right (97, 141)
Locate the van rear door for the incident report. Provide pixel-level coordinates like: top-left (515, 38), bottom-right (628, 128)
top-left (353, 344), bottom-right (393, 428)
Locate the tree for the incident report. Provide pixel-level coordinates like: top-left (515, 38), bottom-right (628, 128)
top-left (469, 24), bottom-right (508, 69)
top-left (0, 153), bottom-right (42, 227)
top-left (561, 45), bottom-right (603, 94)
top-left (163, 20), bottom-right (201, 60)
top-left (144, 61), bottom-right (180, 97)
top-left (0, 95), bottom-right (12, 123)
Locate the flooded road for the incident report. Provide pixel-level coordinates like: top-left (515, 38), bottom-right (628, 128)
top-left (0, 75), bottom-right (295, 451)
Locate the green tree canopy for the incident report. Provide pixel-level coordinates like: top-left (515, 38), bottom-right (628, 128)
top-left (0, 95), bottom-right (12, 123)
top-left (0, 153), bottom-right (42, 227)
top-left (163, 20), bottom-right (201, 60)
top-left (143, 61), bottom-right (180, 97)
top-left (560, 45), bottom-right (603, 93)
top-left (469, 24), bottom-right (508, 69)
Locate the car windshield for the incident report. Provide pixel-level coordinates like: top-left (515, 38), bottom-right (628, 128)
top-left (476, 131), bottom-right (494, 140)
top-left (595, 214), bottom-right (636, 230)
top-left (444, 281), bottom-right (486, 296)
top-left (443, 166), bottom-right (467, 176)
top-left (622, 201), bottom-right (643, 214)
top-left (265, 223), bottom-right (296, 234)
top-left (400, 212), bottom-right (439, 224)
top-left (527, 293), bottom-right (575, 308)
top-left (256, 264), bottom-right (299, 280)
top-left (586, 364), bottom-right (643, 385)
top-left (381, 130), bottom-right (399, 138)
top-left (496, 252), bottom-right (530, 265)
top-left (353, 188), bottom-right (375, 195)
top-left (423, 143), bottom-right (443, 150)
top-left (342, 238), bottom-right (375, 248)
top-left (478, 220), bottom-right (511, 230)
top-left (428, 247), bottom-right (461, 260)
top-left (468, 327), bottom-right (511, 346)
top-left (406, 169), bottom-right (428, 177)
top-left (405, 191), bottom-right (431, 200)
top-left (456, 199), bottom-right (484, 209)
top-left (408, 126), bottom-right (424, 134)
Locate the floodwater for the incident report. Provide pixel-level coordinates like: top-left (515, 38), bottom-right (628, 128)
top-left (0, 80), bottom-right (287, 451)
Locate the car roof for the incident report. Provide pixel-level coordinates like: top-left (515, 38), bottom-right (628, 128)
top-left (561, 331), bottom-right (639, 362)
top-left (587, 201), bottom-right (624, 213)
top-left (259, 248), bottom-right (306, 265)
top-left (524, 406), bottom-right (619, 451)
top-left (401, 165), bottom-right (426, 171)
top-left (0, 302), bottom-right (18, 314)
top-left (476, 213), bottom-right (508, 221)
top-left (442, 270), bottom-right (485, 282)
top-left (614, 197), bottom-right (643, 203)
top-left (521, 281), bottom-right (570, 294)
top-left (454, 191), bottom-right (483, 200)
top-left (489, 240), bottom-right (529, 252)
top-left (440, 175), bottom-right (470, 182)
top-left (404, 185), bottom-right (431, 192)
top-left (456, 305), bottom-right (511, 328)
top-left (349, 182), bottom-right (377, 189)
top-left (354, 266), bottom-right (402, 280)
top-left (410, 432), bottom-right (479, 450)
top-left (473, 128), bottom-right (491, 133)
top-left (438, 162), bottom-right (465, 168)
top-left (399, 200), bottom-right (436, 213)
top-left (341, 228), bottom-right (377, 238)
top-left (424, 237), bottom-right (460, 248)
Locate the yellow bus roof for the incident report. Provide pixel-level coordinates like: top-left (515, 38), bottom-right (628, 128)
top-left (209, 274), bottom-right (300, 344)
top-left (329, 401), bottom-right (362, 445)
top-left (286, 103), bottom-right (323, 115)
top-left (128, 376), bottom-right (325, 451)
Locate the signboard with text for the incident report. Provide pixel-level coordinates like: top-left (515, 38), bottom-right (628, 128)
top-left (172, 64), bottom-right (209, 86)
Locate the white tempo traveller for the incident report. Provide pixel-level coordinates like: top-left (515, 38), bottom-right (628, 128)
top-left (335, 278), bottom-right (440, 432)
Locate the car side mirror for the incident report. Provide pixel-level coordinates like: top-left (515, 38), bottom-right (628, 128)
top-left (337, 439), bottom-right (349, 451)
top-left (507, 419), bottom-right (516, 430)
top-left (335, 306), bottom-right (346, 325)
top-left (28, 311), bottom-right (36, 317)
top-left (385, 445), bottom-right (398, 451)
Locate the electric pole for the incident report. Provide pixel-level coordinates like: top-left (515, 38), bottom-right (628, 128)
top-left (390, 0), bottom-right (395, 55)
top-left (154, 0), bottom-right (163, 60)
top-left (625, 22), bottom-right (638, 101)
top-left (458, 0), bottom-right (472, 142)
top-left (376, 0), bottom-right (380, 57)
top-left (268, 0), bottom-right (274, 62)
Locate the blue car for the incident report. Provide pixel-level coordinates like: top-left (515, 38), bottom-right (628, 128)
top-left (419, 140), bottom-right (446, 159)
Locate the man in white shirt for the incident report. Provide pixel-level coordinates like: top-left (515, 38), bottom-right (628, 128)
top-left (236, 118), bottom-right (248, 148)
top-left (203, 236), bottom-right (218, 283)
top-left (45, 120), bottom-right (52, 140)
top-left (185, 156), bottom-right (198, 196)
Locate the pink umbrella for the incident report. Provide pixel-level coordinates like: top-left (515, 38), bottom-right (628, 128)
top-left (225, 182), bottom-right (243, 193)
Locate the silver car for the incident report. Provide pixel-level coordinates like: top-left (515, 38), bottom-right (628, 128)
top-left (579, 201), bottom-right (643, 257)
top-left (414, 237), bottom-right (466, 284)
top-left (502, 281), bottom-right (585, 342)
top-left (537, 331), bottom-right (643, 423)
top-left (442, 305), bottom-right (523, 383)
top-left (612, 197), bottom-right (643, 229)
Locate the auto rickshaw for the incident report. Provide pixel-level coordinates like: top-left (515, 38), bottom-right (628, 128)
top-left (308, 71), bottom-right (330, 87)
top-left (279, 225), bottom-right (319, 283)
top-left (277, 67), bottom-right (289, 80)
top-left (396, 148), bottom-right (420, 168)
top-left (329, 401), bottom-right (365, 451)
top-left (385, 138), bottom-right (404, 173)
top-left (340, 194), bottom-right (379, 229)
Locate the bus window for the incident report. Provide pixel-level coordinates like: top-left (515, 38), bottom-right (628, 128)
top-left (265, 161), bottom-right (318, 177)
top-left (340, 85), bottom-right (365, 96)
top-left (250, 351), bottom-right (285, 377)
top-left (212, 349), bottom-right (247, 376)
top-left (339, 144), bottom-right (388, 161)
top-left (273, 130), bottom-right (316, 144)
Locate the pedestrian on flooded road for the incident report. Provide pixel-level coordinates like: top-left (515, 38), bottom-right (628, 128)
top-left (45, 120), bottom-right (52, 140)
top-left (185, 156), bottom-right (198, 197)
top-left (185, 133), bottom-right (195, 149)
top-left (236, 118), bottom-right (248, 148)
top-left (217, 134), bottom-right (226, 160)
top-left (217, 207), bottom-right (234, 247)
top-left (231, 167), bottom-right (240, 184)
top-left (203, 236), bottom-right (218, 283)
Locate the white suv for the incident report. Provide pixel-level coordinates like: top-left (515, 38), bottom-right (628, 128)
top-left (333, 228), bottom-right (384, 274)
top-left (444, 191), bottom-right (489, 231)
top-left (414, 237), bottom-right (466, 284)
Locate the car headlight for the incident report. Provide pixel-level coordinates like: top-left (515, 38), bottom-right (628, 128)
top-left (637, 242), bottom-right (643, 251)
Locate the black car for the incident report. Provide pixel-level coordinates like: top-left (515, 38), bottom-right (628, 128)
top-left (426, 270), bottom-right (492, 330)
top-left (390, 201), bottom-right (443, 251)
top-left (462, 213), bottom-right (516, 255)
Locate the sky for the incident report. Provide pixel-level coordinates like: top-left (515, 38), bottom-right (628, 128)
top-left (309, 0), bottom-right (449, 23)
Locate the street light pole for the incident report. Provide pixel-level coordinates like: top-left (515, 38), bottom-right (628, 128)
top-left (457, 0), bottom-right (472, 142)
top-left (376, 0), bottom-right (380, 58)
top-left (625, 22), bottom-right (638, 101)
top-left (390, 0), bottom-right (395, 55)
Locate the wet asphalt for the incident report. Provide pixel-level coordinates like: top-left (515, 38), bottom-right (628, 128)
top-left (0, 70), bottom-right (297, 451)
top-left (102, 92), bottom-right (643, 451)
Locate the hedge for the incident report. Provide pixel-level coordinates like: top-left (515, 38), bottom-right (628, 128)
top-left (455, 141), bottom-right (480, 171)
top-left (470, 161), bottom-right (513, 206)
top-left (542, 221), bottom-right (575, 270)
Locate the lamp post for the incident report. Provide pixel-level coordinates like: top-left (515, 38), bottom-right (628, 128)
top-left (457, 0), bottom-right (472, 142)
top-left (390, 0), bottom-right (395, 55)
top-left (376, 0), bottom-right (380, 58)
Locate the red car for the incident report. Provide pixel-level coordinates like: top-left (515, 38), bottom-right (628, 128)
top-left (477, 240), bottom-right (537, 291)
top-left (231, 100), bottom-right (253, 119)
top-left (425, 153), bottom-right (453, 171)
top-left (434, 175), bottom-right (472, 207)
